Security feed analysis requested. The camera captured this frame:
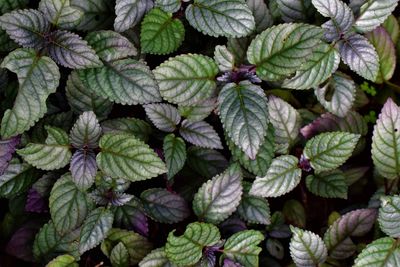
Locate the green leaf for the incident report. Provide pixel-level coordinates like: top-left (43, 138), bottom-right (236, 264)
top-left (353, 237), bottom-right (400, 267)
top-left (97, 133), bottom-right (167, 181)
top-left (366, 27), bottom-right (396, 84)
top-left (250, 155), bottom-right (301, 198)
top-left (324, 209), bottom-right (377, 259)
top-left (277, 0), bottom-right (310, 22)
top-left (139, 247), bottom-right (176, 267)
top-left (165, 222), bottom-right (221, 266)
top-left (163, 134), bottom-right (186, 179)
top-left (247, 23), bottom-right (323, 81)
top-left (0, 9), bottom-right (49, 49)
top-left (383, 15), bottom-right (399, 43)
top-left (79, 59), bottom-right (161, 105)
top-left (214, 45), bottom-right (235, 72)
top-left (102, 228), bottom-right (153, 265)
top-left (193, 164), bottom-right (243, 224)
top-left (371, 98), bottom-right (400, 179)
top-left (268, 95), bottom-right (301, 154)
top-left (179, 120), bottom-right (223, 149)
top-left (70, 111), bottom-right (101, 149)
top-left (187, 147), bottom-right (228, 178)
top-left (110, 242), bottom-right (129, 267)
top-left (0, 28), bottom-right (17, 52)
top-left (218, 81), bottom-right (269, 159)
top-left (1, 49), bottom-right (60, 138)
top-left (47, 30), bottom-right (103, 69)
top-left (71, 0), bottom-right (114, 31)
top-left (306, 170), bottom-right (348, 199)
top-left (101, 118), bottom-right (152, 142)
top-left (303, 132), bottom-right (360, 173)
top-left (247, 0), bottom-right (273, 33)
top-left (0, 0), bottom-right (28, 14)
top-left (237, 182), bottom-right (271, 225)
top-left (185, 0), bottom-right (255, 37)
top-left (85, 30), bottom-right (137, 62)
top-left (178, 98), bottom-right (217, 122)
top-left (223, 230), bottom-right (264, 267)
top-left (114, 0), bottom-right (153, 32)
top-left (354, 0), bottom-right (399, 33)
top-left (39, 0), bottom-right (84, 29)
top-left (79, 207), bottom-right (114, 254)
top-left (46, 254), bottom-right (78, 267)
top-left (289, 226), bottom-right (327, 267)
top-left (282, 43), bottom-right (340, 90)
top-left (227, 125), bottom-right (274, 177)
top-left (378, 195), bottom-right (400, 238)
top-left (49, 174), bottom-right (95, 234)
top-left (141, 188), bottom-right (190, 224)
top-left (0, 161), bottom-right (38, 198)
top-left (283, 199), bottom-right (306, 228)
top-left (314, 73), bottom-right (356, 118)
top-left (144, 103), bottom-right (181, 132)
top-left (140, 8), bottom-right (184, 55)
top-left (153, 54), bottom-right (218, 105)
top-left (66, 71), bottom-right (113, 120)
top-left (18, 127), bottom-right (72, 170)
top-left (338, 33), bottom-right (379, 81)
top-left (155, 0), bottom-right (181, 13)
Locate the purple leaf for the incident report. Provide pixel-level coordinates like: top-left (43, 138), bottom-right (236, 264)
top-left (70, 149), bottom-right (97, 190)
top-left (220, 217), bottom-right (247, 237)
top-left (25, 188), bottom-right (48, 213)
top-left (0, 136), bottom-right (20, 175)
top-left (113, 199), bottom-right (149, 237)
top-left (6, 222), bottom-right (41, 262)
top-left (223, 258), bottom-right (243, 267)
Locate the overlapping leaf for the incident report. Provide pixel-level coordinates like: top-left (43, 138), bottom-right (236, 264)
top-left (185, 0), bottom-right (255, 38)
top-left (110, 242), bottom-right (129, 267)
top-left (71, 0), bottom-right (114, 31)
top-left (70, 111), bottom-right (102, 148)
top-left (178, 98), bottom-right (217, 122)
top-left (0, 160), bottom-right (38, 198)
top-left (97, 134), bottom-right (167, 181)
top-left (0, 136), bottom-right (20, 175)
top-left (306, 170), bottom-right (348, 199)
top-left (179, 120), bottom-right (223, 149)
top-left (101, 118), bottom-right (152, 142)
top-left (277, 0), bottom-right (310, 22)
top-left (1, 49), bottom-right (60, 138)
top-left (214, 45), bottom-right (235, 72)
top-left (46, 254), bottom-right (78, 267)
top-left (378, 195), bottom-right (400, 238)
top-left (155, 0), bottom-right (181, 13)
top-left (187, 147), bottom-right (228, 178)
top-left (70, 150), bottom-right (97, 190)
top-left (247, 0), bottom-right (272, 32)
top-left (114, 0), bottom-right (153, 32)
top-left (39, 0), bottom-right (83, 29)
top-left (353, 237), bottom-right (400, 267)
top-left (218, 81), bottom-right (269, 159)
top-left (237, 182), bottom-right (271, 225)
top-left (163, 134), bottom-right (186, 179)
top-left (139, 247), bottom-right (175, 267)
top-left (144, 104), bottom-right (181, 132)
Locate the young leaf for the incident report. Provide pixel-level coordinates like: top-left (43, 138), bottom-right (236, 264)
top-left (378, 195), bottom-right (400, 238)
top-left (268, 95), bottom-right (301, 154)
top-left (18, 127), bottom-right (72, 170)
top-left (354, 237), bottom-right (400, 267)
top-left (1, 49), bottom-right (60, 139)
top-left (306, 170), bottom-right (348, 199)
top-left (49, 174), bottom-right (95, 234)
top-left (79, 207), bottom-right (114, 254)
top-left (193, 164), bottom-right (242, 224)
top-left (247, 23), bottom-right (323, 81)
top-left (139, 247), bottom-right (175, 267)
top-left (324, 208), bottom-right (377, 259)
top-left (218, 81), bottom-right (269, 159)
top-left (66, 71), bottom-right (113, 120)
top-left (185, 0), bottom-right (255, 38)
top-left (366, 27), bottom-right (396, 84)
top-left (153, 54), bottom-right (218, 105)
top-left (311, 0), bottom-right (354, 40)
top-left (338, 33), bottom-right (379, 81)
top-left (85, 30), bottom-right (137, 62)
top-left (46, 254), bottom-right (78, 267)
top-left (227, 125), bottom-right (274, 177)
top-left (371, 98), bottom-right (400, 179)
top-left (179, 120), bottom-right (223, 149)
top-left (354, 0), bottom-right (399, 33)
top-left (250, 155), bottom-right (301, 198)
top-left (97, 134), bottom-right (167, 181)
top-left (47, 30), bottom-right (103, 69)
top-left (140, 188), bottom-right (190, 224)
top-left (282, 43), bottom-right (340, 90)
top-left (314, 73), bottom-right (356, 118)
top-left (114, 0), bottom-right (153, 32)
top-left (155, 0), bottom-right (181, 13)
top-left (163, 134), bottom-right (186, 179)
top-left (0, 9), bottom-right (49, 49)
top-left (165, 222), bottom-right (221, 266)
top-left (303, 132), bottom-right (360, 173)
top-left (79, 59), bottom-right (161, 105)
top-left (277, 0), bottom-right (310, 22)
top-left (237, 182), bottom-right (271, 225)
top-left (0, 161), bottom-right (38, 198)
top-left (289, 226), bottom-right (328, 267)
top-left (0, 136), bottom-right (20, 175)
top-left (110, 242), bottom-right (129, 267)
top-left (178, 98), bottom-right (217, 122)
top-left (140, 8), bottom-right (185, 55)
top-left (39, 0), bottom-right (84, 29)
top-left (144, 103), bottom-right (181, 132)
top-left (70, 150), bottom-right (97, 190)
top-left (214, 45), bottom-right (235, 72)
top-left (70, 111), bottom-right (102, 149)
top-left (223, 230), bottom-right (264, 267)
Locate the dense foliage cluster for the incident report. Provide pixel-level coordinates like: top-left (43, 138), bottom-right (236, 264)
top-left (0, 0), bottom-right (400, 266)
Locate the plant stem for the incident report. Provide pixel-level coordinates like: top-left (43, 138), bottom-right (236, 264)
top-left (385, 81), bottom-right (400, 94)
